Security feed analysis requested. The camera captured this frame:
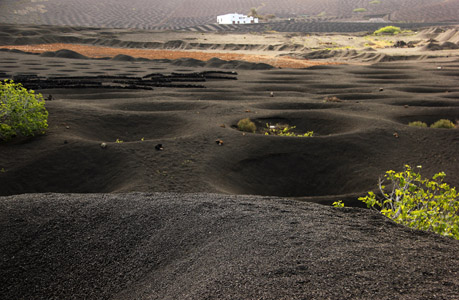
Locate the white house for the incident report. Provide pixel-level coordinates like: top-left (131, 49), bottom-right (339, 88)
top-left (217, 13), bottom-right (259, 25)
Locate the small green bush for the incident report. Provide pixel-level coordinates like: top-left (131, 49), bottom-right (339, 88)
top-left (359, 165), bottom-right (459, 239)
top-left (0, 80), bottom-right (48, 141)
top-left (374, 26), bottom-right (402, 35)
top-left (237, 118), bottom-right (256, 133)
top-left (264, 123), bottom-right (313, 137)
top-left (408, 121), bottom-right (428, 128)
top-left (430, 119), bottom-right (455, 129)
top-left (370, 0), bottom-right (381, 4)
top-left (353, 8), bottom-right (367, 12)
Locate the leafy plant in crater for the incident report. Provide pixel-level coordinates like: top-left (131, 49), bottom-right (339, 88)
top-left (408, 121), bottom-right (428, 128)
top-left (0, 80), bottom-right (48, 141)
top-left (237, 118), bottom-right (256, 133)
top-left (359, 165), bottom-right (459, 239)
top-left (332, 200), bottom-right (344, 208)
top-left (430, 119), bottom-right (455, 129)
top-left (264, 123), bottom-right (313, 137)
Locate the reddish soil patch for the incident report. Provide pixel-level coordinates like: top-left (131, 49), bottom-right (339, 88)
top-left (0, 43), bottom-right (335, 69)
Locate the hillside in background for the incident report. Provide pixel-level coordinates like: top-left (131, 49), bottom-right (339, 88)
top-left (0, 0), bottom-right (458, 29)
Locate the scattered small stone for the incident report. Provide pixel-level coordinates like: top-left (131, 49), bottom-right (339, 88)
top-left (245, 110), bottom-right (251, 113)
top-left (64, 140), bottom-right (68, 144)
top-left (404, 105), bottom-right (409, 108)
top-left (323, 96), bottom-right (341, 103)
top-left (46, 94), bottom-right (53, 101)
top-left (270, 92), bottom-right (274, 97)
top-left (155, 144), bottom-right (163, 151)
top-left (215, 139), bottom-right (224, 146)
top-left (379, 88), bottom-right (384, 92)
top-left (437, 66), bottom-right (442, 70)
top-left (393, 132), bottom-right (399, 138)
top-left (100, 142), bottom-right (107, 149)
top-left (219, 124), bottom-right (226, 128)
top-left (65, 126), bottom-right (70, 129)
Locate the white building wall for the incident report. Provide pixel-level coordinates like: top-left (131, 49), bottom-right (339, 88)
top-left (217, 13), bottom-right (259, 25)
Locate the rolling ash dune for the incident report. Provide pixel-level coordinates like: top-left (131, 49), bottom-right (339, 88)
top-left (1, 193), bottom-right (458, 299)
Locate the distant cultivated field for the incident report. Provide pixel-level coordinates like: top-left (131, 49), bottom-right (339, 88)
top-left (0, 0), bottom-right (458, 29)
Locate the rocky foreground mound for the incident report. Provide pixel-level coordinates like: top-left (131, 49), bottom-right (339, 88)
top-left (1, 193), bottom-right (458, 299)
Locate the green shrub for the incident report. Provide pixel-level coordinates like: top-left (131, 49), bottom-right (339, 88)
top-left (0, 80), bottom-right (48, 141)
top-left (408, 121), bottom-right (428, 128)
top-left (359, 165), bottom-right (459, 239)
top-left (430, 119), bottom-right (455, 129)
top-left (237, 118), bottom-right (256, 133)
top-left (264, 123), bottom-right (313, 137)
top-left (353, 8), bottom-right (367, 12)
top-left (370, 0), bottom-right (381, 4)
top-left (374, 26), bottom-right (402, 35)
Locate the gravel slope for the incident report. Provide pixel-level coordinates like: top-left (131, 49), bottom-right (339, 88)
top-left (1, 193), bottom-right (458, 299)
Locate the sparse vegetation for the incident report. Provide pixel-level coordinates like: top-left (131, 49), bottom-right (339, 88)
top-left (317, 12), bottom-right (326, 17)
top-left (248, 7), bottom-right (259, 18)
top-left (359, 165), bottom-right (459, 239)
top-left (353, 8), bottom-right (367, 13)
top-left (364, 35), bottom-right (394, 47)
top-left (369, 0), bottom-right (381, 4)
top-left (408, 121), bottom-right (428, 128)
top-left (430, 119), bottom-right (456, 129)
top-left (248, 7), bottom-right (275, 21)
top-left (264, 123), bottom-right (313, 137)
top-left (0, 80), bottom-right (48, 141)
top-left (237, 118), bottom-right (256, 133)
top-left (374, 26), bottom-right (402, 35)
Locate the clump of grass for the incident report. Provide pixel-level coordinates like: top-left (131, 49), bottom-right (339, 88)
top-left (264, 123), bottom-right (313, 137)
top-left (370, 0), bottom-right (381, 4)
top-left (353, 8), bottom-right (367, 12)
top-left (408, 121), bottom-right (427, 128)
top-left (237, 118), bottom-right (256, 133)
top-left (430, 119), bottom-right (456, 129)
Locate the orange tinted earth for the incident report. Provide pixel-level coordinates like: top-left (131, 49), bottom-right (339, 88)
top-left (0, 43), bottom-right (338, 69)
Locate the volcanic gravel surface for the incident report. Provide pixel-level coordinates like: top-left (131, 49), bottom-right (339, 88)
top-left (1, 192), bottom-right (458, 300)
